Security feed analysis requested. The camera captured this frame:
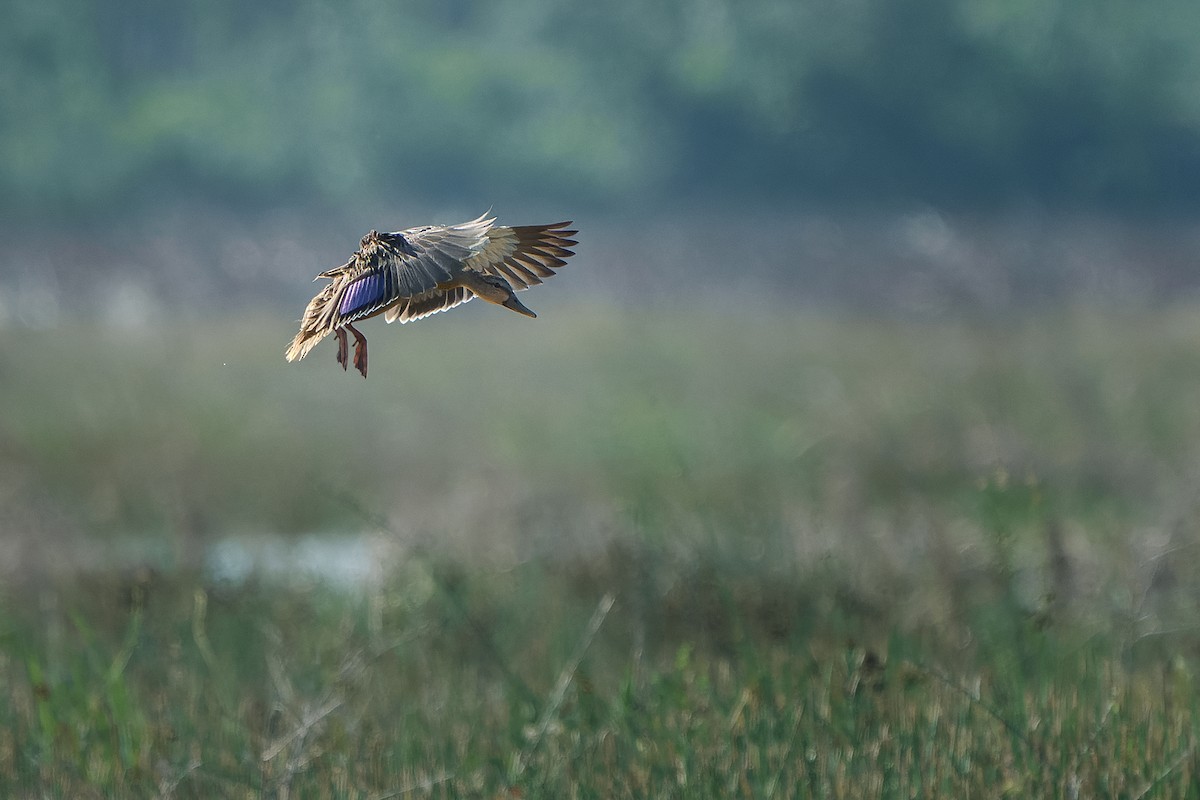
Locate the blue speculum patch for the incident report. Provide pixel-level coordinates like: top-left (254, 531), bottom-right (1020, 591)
top-left (340, 272), bottom-right (386, 316)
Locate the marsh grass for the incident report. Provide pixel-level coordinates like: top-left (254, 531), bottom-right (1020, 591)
top-left (3, 550), bottom-right (1199, 797)
top-left (4, 306), bottom-right (1200, 795)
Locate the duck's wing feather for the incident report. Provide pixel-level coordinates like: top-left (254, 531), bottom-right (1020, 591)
top-left (383, 285), bottom-right (476, 324)
top-left (463, 221), bottom-right (577, 291)
top-left (383, 219), bottom-right (577, 324)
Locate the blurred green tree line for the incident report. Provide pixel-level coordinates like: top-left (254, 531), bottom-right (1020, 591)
top-left (4, 0), bottom-right (1199, 219)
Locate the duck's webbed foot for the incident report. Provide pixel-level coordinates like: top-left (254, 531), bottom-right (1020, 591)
top-left (346, 323), bottom-right (368, 378)
top-left (335, 327), bottom-right (349, 371)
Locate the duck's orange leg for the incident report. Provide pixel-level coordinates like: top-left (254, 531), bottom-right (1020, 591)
top-left (346, 323), bottom-right (368, 378)
top-left (335, 327), bottom-right (349, 371)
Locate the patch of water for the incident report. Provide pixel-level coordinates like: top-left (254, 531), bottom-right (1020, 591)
top-left (205, 534), bottom-right (387, 590)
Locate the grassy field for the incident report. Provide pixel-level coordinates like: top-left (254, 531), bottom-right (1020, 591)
top-left (4, 305), bottom-right (1200, 795)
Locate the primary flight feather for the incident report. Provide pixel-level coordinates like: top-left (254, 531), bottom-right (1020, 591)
top-left (286, 214), bottom-right (578, 377)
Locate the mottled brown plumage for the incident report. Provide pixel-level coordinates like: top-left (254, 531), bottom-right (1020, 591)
top-left (286, 214), bottom-right (577, 377)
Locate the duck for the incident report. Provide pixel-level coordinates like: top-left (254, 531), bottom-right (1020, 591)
top-left (286, 213), bottom-right (577, 377)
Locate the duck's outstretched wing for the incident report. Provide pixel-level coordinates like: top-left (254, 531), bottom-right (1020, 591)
top-left (464, 221), bottom-right (578, 290)
top-left (382, 220), bottom-right (577, 324)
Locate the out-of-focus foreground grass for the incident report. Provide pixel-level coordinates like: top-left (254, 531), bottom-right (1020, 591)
top-left (4, 305), bottom-right (1200, 795)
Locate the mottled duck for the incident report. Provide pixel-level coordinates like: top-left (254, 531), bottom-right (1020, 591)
top-left (286, 214), bottom-right (577, 377)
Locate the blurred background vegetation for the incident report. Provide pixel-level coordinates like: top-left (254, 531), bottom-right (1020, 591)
top-left (7, 0), bottom-right (1200, 794)
top-left (4, 0), bottom-right (1200, 328)
top-left (7, 0), bottom-right (1200, 218)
